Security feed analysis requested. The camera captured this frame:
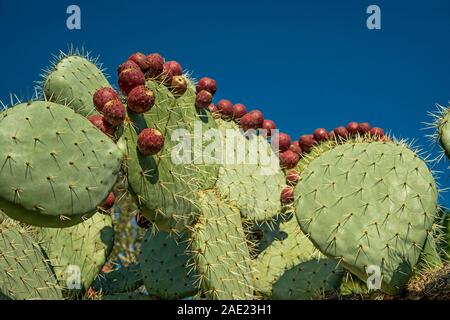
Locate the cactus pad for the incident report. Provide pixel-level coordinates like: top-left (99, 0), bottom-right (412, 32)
top-left (253, 213), bottom-right (343, 299)
top-left (139, 230), bottom-right (197, 299)
top-left (216, 119), bottom-right (285, 221)
top-left (295, 141), bottom-right (438, 295)
top-left (44, 55), bottom-right (111, 116)
top-left (93, 264), bottom-right (143, 295)
top-left (0, 221), bottom-right (62, 299)
top-left (0, 101), bottom-right (122, 227)
top-left (189, 190), bottom-right (254, 299)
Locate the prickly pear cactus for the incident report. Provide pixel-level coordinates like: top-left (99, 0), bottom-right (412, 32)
top-left (124, 79), bottom-right (219, 231)
top-left (35, 213), bottom-right (114, 297)
top-left (189, 190), bottom-right (254, 299)
top-left (294, 140), bottom-right (438, 295)
top-left (43, 52), bottom-right (111, 117)
top-left (215, 119), bottom-right (285, 221)
top-left (0, 220), bottom-right (62, 300)
top-left (253, 213), bottom-right (343, 299)
top-left (139, 230), bottom-right (197, 299)
top-left (0, 101), bottom-right (122, 227)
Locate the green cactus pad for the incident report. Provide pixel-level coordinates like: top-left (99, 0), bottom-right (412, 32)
top-left (253, 213), bottom-right (343, 299)
top-left (35, 213), bottom-right (114, 297)
top-left (190, 190), bottom-right (254, 300)
top-left (44, 55), bottom-right (111, 117)
top-left (0, 101), bottom-right (122, 227)
top-left (124, 78), bottom-right (218, 230)
top-left (93, 264), bottom-right (143, 295)
top-left (294, 141), bottom-right (438, 295)
top-left (0, 221), bottom-right (63, 299)
top-left (139, 230), bottom-right (197, 299)
top-left (216, 119), bottom-right (285, 221)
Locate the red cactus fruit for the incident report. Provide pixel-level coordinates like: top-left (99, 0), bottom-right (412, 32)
top-left (195, 90), bottom-right (213, 109)
top-left (118, 60), bottom-right (140, 74)
top-left (145, 53), bottom-right (164, 78)
top-left (137, 128), bottom-right (165, 156)
top-left (328, 130), bottom-right (336, 139)
top-left (102, 192), bottom-right (116, 210)
top-left (127, 85), bottom-right (155, 114)
top-left (289, 141), bottom-right (302, 155)
top-left (280, 186), bottom-right (294, 204)
top-left (346, 122), bottom-right (359, 134)
top-left (103, 99), bottom-right (126, 126)
top-left (208, 103), bottom-right (218, 113)
top-left (128, 52), bottom-right (151, 72)
top-left (233, 103), bottom-right (247, 119)
top-left (93, 87), bottom-right (119, 113)
top-left (170, 75), bottom-right (188, 96)
top-left (333, 126), bottom-right (349, 139)
top-left (286, 170), bottom-right (300, 186)
top-left (299, 134), bottom-right (317, 153)
top-left (279, 149), bottom-right (300, 169)
top-left (370, 127), bottom-right (384, 137)
top-left (275, 132), bottom-right (291, 152)
top-left (217, 99), bottom-right (234, 118)
top-left (162, 61), bottom-right (182, 84)
top-left (88, 115), bottom-right (116, 137)
top-left (357, 122), bottom-right (372, 134)
top-left (262, 119), bottom-right (276, 137)
top-left (249, 110), bottom-right (264, 126)
top-left (196, 77), bottom-right (217, 95)
top-left (135, 212), bottom-right (150, 229)
top-left (118, 68), bottom-right (145, 95)
top-left (313, 128), bottom-right (329, 142)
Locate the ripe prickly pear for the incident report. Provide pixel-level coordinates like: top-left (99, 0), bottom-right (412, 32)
top-left (119, 68), bottom-right (145, 95)
top-left (346, 122), bottom-right (359, 134)
top-left (128, 52), bottom-right (151, 72)
top-left (102, 192), bottom-right (116, 210)
top-left (104, 100), bottom-right (126, 126)
top-left (118, 60), bottom-right (140, 74)
top-left (280, 186), bottom-right (294, 204)
top-left (195, 90), bottom-right (213, 109)
top-left (370, 127), bottom-right (384, 137)
top-left (299, 134), bottom-right (317, 153)
top-left (279, 149), bottom-right (300, 169)
top-left (88, 114), bottom-right (115, 137)
top-left (93, 88), bottom-right (119, 113)
top-left (232, 103), bottom-right (247, 119)
top-left (240, 110), bottom-right (264, 131)
top-left (135, 212), bottom-right (150, 229)
top-left (333, 126), bottom-right (349, 139)
top-left (286, 170), bottom-right (299, 186)
top-left (289, 141), bottom-right (302, 155)
top-left (208, 103), bottom-right (218, 113)
top-left (217, 99), bottom-right (234, 118)
top-left (275, 132), bottom-right (291, 152)
top-left (145, 53), bottom-right (164, 78)
top-left (313, 128), bottom-right (328, 142)
top-left (137, 128), bottom-right (165, 156)
top-left (262, 119), bottom-right (276, 136)
top-left (196, 77), bottom-right (217, 95)
top-left (127, 85), bottom-right (155, 114)
top-left (162, 61), bottom-right (182, 84)
top-left (357, 122), bottom-right (371, 134)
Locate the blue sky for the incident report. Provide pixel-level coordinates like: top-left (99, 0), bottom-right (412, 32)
top-left (1, 0), bottom-right (450, 205)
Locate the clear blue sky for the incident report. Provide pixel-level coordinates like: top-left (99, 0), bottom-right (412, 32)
top-left (1, 0), bottom-right (450, 205)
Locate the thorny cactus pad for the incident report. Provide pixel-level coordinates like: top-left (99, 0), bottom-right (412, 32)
top-left (0, 101), bottom-right (122, 227)
top-left (216, 119), bottom-right (285, 221)
top-left (253, 213), bottom-right (343, 300)
top-left (43, 52), bottom-right (111, 117)
top-left (139, 230), bottom-right (197, 299)
top-left (294, 141), bottom-right (438, 295)
top-left (93, 264), bottom-right (143, 295)
top-left (35, 213), bottom-right (114, 296)
top-left (189, 190), bottom-right (254, 300)
top-left (0, 220), bottom-right (62, 300)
